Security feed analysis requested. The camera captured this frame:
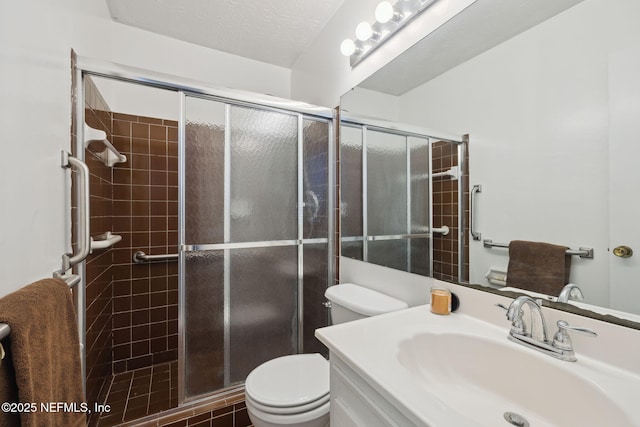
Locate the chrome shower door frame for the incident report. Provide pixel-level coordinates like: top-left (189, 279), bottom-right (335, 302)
top-left (73, 55), bottom-right (334, 407)
top-left (178, 92), bottom-right (335, 403)
top-left (339, 115), bottom-right (465, 279)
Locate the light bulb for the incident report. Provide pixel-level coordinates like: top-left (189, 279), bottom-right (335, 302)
top-left (375, 1), bottom-right (395, 24)
top-left (355, 22), bottom-right (373, 41)
top-left (340, 39), bottom-right (356, 56)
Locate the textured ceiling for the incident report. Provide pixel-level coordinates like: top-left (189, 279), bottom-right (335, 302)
top-left (106, 0), bottom-right (585, 94)
top-left (106, 0), bottom-right (346, 68)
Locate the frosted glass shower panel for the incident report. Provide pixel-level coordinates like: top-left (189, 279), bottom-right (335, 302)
top-left (303, 119), bottom-right (330, 239)
top-left (184, 97), bottom-right (226, 244)
top-left (341, 241), bottom-right (363, 260)
top-left (340, 125), bottom-right (363, 238)
top-left (183, 250), bottom-right (225, 397)
top-left (409, 137), bottom-right (430, 234)
top-left (367, 131), bottom-right (407, 236)
top-left (410, 239), bottom-right (430, 276)
top-left (368, 240), bottom-right (409, 271)
top-left (229, 106), bottom-right (297, 242)
top-left (228, 246), bottom-right (298, 384)
top-left (303, 244), bottom-right (329, 355)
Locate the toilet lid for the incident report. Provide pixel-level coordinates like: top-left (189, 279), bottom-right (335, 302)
top-left (245, 353), bottom-right (329, 408)
top-left (325, 283), bottom-right (408, 316)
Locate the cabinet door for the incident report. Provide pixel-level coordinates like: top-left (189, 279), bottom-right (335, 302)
top-left (330, 359), bottom-right (418, 427)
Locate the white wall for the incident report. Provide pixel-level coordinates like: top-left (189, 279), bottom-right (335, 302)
top-left (396, 0), bottom-right (640, 307)
top-left (340, 87), bottom-right (401, 122)
top-left (0, 0), bottom-right (291, 296)
top-left (92, 77), bottom-right (180, 122)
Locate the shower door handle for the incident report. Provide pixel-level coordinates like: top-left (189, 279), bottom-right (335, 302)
top-left (470, 184), bottom-right (482, 241)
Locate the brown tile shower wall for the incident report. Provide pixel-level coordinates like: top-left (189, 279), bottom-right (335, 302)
top-left (84, 77), bottom-right (115, 409)
top-left (432, 140), bottom-right (460, 282)
top-left (431, 137), bottom-right (470, 283)
top-left (110, 112), bottom-right (179, 373)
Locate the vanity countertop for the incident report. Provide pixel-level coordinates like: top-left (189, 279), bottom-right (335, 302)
top-left (316, 304), bottom-right (640, 427)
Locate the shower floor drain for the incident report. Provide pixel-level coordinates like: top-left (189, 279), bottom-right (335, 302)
top-left (504, 412), bottom-right (530, 427)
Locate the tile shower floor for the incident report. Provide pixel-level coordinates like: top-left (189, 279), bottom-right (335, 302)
top-left (96, 361), bottom-right (179, 426)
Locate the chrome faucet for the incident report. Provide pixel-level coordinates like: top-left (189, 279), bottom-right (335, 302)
top-left (503, 296), bottom-right (597, 362)
top-left (506, 295), bottom-right (550, 342)
top-left (557, 283), bottom-right (584, 303)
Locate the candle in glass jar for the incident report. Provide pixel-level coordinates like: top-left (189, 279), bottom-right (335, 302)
top-left (430, 287), bottom-right (451, 315)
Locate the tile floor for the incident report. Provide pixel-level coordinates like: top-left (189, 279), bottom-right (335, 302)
top-left (94, 362), bottom-right (252, 427)
top-left (96, 361), bottom-right (178, 426)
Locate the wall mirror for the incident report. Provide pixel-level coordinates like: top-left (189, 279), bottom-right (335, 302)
top-left (339, 0), bottom-right (640, 328)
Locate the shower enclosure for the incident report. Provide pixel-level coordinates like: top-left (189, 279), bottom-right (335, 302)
top-left (340, 119), bottom-right (468, 283)
top-left (180, 95), bottom-right (333, 402)
top-left (74, 58), bottom-right (334, 424)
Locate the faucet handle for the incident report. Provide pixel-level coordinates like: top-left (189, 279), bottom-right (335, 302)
top-left (556, 320), bottom-right (597, 336)
top-left (495, 303), bottom-right (525, 333)
top-left (552, 320), bottom-right (597, 352)
top-left (495, 303), bottom-right (509, 311)
top-left (499, 302), bottom-right (528, 335)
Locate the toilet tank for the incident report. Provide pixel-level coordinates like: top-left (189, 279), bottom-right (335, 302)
top-left (324, 283), bottom-right (408, 324)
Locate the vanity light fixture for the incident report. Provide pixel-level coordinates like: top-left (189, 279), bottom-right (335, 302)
top-left (355, 22), bottom-right (375, 41)
top-left (340, 39), bottom-right (357, 56)
top-left (341, 0), bottom-right (438, 67)
top-left (375, 1), bottom-right (400, 24)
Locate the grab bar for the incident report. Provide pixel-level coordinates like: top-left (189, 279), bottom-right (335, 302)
top-left (133, 251), bottom-right (179, 264)
top-left (470, 184), bottom-right (482, 241)
top-left (91, 231), bottom-right (122, 252)
top-left (432, 225), bottom-right (450, 236)
top-left (483, 240), bottom-right (594, 259)
top-left (61, 151), bottom-right (90, 270)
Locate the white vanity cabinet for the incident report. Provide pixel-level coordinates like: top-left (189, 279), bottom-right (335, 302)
top-left (317, 297), bottom-right (640, 427)
top-left (329, 355), bottom-right (422, 427)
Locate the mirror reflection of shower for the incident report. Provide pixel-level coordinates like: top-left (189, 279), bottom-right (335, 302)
top-left (339, 117), bottom-right (469, 283)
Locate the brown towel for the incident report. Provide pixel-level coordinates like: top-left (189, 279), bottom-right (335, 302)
top-left (0, 278), bottom-right (86, 427)
top-left (506, 240), bottom-right (571, 295)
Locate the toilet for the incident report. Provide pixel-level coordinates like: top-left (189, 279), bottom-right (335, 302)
top-left (245, 283), bottom-right (408, 427)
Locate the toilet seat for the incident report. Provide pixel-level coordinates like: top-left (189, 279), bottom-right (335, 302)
top-left (246, 390), bottom-right (329, 415)
top-left (245, 353), bottom-right (329, 415)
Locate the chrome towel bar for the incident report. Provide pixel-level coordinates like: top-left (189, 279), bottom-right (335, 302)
top-left (133, 251), bottom-right (179, 264)
top-left (0, 273), bottom-right (80, 341)
top-left (483, 239), bottom-right (594, 259)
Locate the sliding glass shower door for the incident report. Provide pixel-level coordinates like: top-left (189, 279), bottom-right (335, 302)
top-left (179, 94), bottom-right (332, 402)
top-left (341, 124), bottom-right (432, 275)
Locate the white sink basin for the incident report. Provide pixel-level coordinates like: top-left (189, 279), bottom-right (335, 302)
top-left (398, 331), bottom-right (632, 427)
top-left (317, 305), bottom-right (640, 427)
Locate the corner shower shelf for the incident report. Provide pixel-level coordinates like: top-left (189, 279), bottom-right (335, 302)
top-left (84, 124), bottom-right (127, 167)
top-left (90, 231), bottom-right (122, 252)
